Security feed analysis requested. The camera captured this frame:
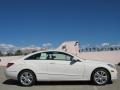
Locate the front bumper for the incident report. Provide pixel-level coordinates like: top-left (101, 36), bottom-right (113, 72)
top-left (110, 69), bottom-right (118, 80)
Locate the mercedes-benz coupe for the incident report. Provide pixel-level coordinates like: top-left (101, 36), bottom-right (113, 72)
top-left (5, 50), bottom-right (117, 86)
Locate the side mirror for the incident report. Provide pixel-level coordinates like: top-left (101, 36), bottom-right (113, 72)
top-left (70, 57), bottom-right (80, 65)
top-left (72, 57), bottom-right (80, 62)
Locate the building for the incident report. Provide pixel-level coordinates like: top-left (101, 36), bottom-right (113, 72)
top-left (57, 41), bottom-right (80, 55)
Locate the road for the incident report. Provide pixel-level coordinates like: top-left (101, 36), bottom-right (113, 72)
top-left (0, 66), bottom-right (120, 90)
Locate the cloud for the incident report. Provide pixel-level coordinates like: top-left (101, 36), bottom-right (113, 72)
top-left (0, 44), bottom-right (16, 48)
top-left (0, 44), bottom-right (41, 54)
top-left (81, 43), bottom-right (111, 49)
top-left (0, 43), bottom-right (52, 54)
top-left (19, 45), bottom-right (41, 54)
top-left (0, 44), bottom-right (17, 54)
top-left (101, 43), bottom-right (110, 47)
top-left (42, 43), bottom-right (52, 47)
top-left (20, 45), bottom-right (41, 51)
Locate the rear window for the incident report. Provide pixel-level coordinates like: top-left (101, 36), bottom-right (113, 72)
top-left (25, 53), bottom-right (41, 60)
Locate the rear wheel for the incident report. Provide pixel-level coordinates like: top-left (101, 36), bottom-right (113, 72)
top-left (18, 70), bottom-right (36, 86)
top-left (91, 68), bottom-right (110, 85)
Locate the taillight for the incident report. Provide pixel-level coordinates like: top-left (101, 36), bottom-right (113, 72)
top-left (7, 63), bottom-right (14, 68)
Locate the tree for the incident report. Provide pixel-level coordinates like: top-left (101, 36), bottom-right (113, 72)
top-left (0, 51), bottom-right (3, 56)
top-left (80, 49), bottom-right (84, 52)
top-left (6, 52), bottom-right (14, 56)
top-left (32, 50), bottom-right (37, 53)
top-left (114, 47), bottom-right (118, 50)
top-left (85, 48), bottom-right (88, 52)
top-left (110, 47), bottom-right (114, 51)
top-left (92, 47), bottom-right (96, 51)
top-left (97, 48), bottom-right (100, 51)
top-left (89, 48), bottom-right (92, 52)
top-left (100, 48), bottom-right (104, 51)
top-left (15, 50), bottom-right (23, 56)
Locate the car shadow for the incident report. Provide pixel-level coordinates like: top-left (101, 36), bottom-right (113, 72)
top-left (3, 79), bottom-right (112, 86)
top-left (3, 79), bottom-right (20, 86)
top-left (3, 79), bottom-right (93, 86)
top-left (36, 81), bottom-right (92, 86)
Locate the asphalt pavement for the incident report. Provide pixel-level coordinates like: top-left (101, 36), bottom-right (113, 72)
top-left (0, 66), bottom-right (120, 90)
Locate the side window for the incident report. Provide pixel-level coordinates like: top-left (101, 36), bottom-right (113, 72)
top-left (40, 53), bottom-right (47, 60)
top-left (51, 52), bottom-right (73, 61)
top-left (25, 53), bottom-right (41, 60)
top-left (25, 52), bottom-right (73, 61)
top-left (25, 52), bottom-right (48, 60)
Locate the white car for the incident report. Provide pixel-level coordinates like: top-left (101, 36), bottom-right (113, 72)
top-left (5, 50), bottom-right (117, 86)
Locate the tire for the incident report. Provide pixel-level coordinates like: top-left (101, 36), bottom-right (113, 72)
top-left (91, 68), bottom-right (110, 85)
top-left (18, 70), bottom-right (36, 86)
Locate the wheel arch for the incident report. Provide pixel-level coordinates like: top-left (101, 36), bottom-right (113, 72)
top-left (17, 69), bottom-right (37, 81)
top-left (90, 67), bottom-right (111, 81)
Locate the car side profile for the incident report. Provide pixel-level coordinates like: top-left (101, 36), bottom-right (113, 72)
top-left (5, 50), bottom-right (117, 86)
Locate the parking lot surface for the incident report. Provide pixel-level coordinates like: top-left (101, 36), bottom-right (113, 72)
top-left (0, 66), bottom-right (120, 90)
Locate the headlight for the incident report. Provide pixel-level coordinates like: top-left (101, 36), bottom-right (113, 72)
top-left (107, 64), bottom-right (116, 69)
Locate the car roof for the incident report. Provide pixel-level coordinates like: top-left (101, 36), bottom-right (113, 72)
top-left (33, 50), bottom-right (73, 55)
top-left (21, 50), bottom-right (75, 60)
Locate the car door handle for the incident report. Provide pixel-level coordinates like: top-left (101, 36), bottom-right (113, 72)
top-left (50, 62), bottom-right (55, 64)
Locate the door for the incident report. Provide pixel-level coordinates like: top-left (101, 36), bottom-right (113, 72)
top-left (24, 52), bottom-right (50, 80)
top-left (46, 51), bottom-right (85, 80)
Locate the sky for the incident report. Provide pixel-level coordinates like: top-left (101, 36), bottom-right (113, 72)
top-left (0, 0), bottom-right (120, 47)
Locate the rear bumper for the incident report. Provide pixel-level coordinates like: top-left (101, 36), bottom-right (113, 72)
top-left (5, 70), bottom-right (18, 80)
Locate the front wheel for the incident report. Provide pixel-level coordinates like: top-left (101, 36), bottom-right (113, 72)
top-left (91, 68), bottom-right (110, 85)
top-left (18, 70), bottom-right (36, 86)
